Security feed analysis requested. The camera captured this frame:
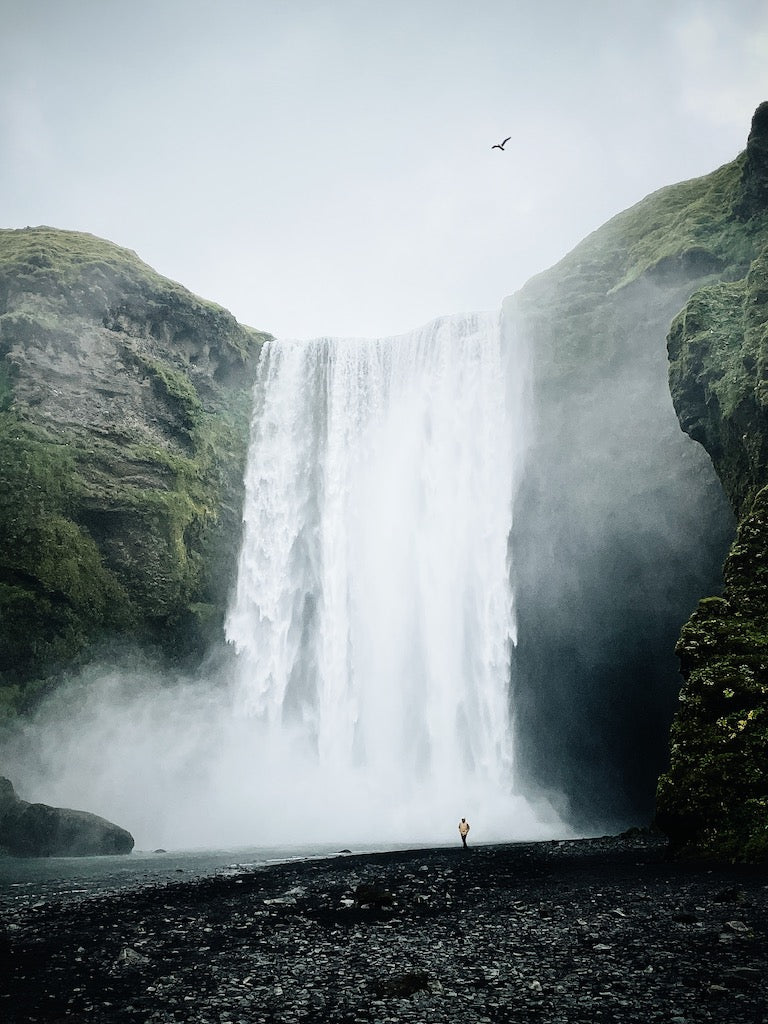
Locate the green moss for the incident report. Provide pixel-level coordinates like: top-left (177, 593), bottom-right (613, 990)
top-left (152, 363), bottom-right (202, 425)
top-left (666, 243), bottom-right (768, 516)
top-left (0, 413), bottom-right (136, 688)
top-left (0, 227), bottom-right (262, 373)
top-left (657, 486), bottom-right (768, 861)
top-left (520, 154), bottom-right (768, 347)
top-left (0, 226), bottom-right (224, 316)
top-left (0, 227), bottom-right (268, 703)
top-left (139, 353), bottom-right (204, 436)
top-left (0, 361), bottom-right (13, 412)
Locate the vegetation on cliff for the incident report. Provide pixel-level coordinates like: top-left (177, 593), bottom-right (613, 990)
top-left (655, 105), bottom-right (768, 860)
top-left (0, 227), bottom-right (268, 715)
top-left (508, 136), bottom-right (750, 828)
top-left (519, 100), bottom-right (768, 861)
top-left (656, 487), bottom-right (768, 861)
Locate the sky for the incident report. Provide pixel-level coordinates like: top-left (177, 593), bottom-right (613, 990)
top-left (1, 0), bottom-right (768, 340)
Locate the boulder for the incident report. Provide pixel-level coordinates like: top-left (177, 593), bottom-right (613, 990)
top-left (0, 776), bottom-right (134, 857)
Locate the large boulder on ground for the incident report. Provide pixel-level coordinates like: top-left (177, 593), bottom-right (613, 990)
top-left (0, 776), bottom-right (134, 856)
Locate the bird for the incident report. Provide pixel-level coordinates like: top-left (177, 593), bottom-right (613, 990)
top-left (492, 136), bottom-right (511, 151)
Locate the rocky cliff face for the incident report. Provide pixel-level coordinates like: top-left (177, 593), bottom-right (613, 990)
top-left (507, 106), bottom-right (768, 840)
top-left (655, 104), bottom-right (768, 859)
top-left (0, 228), bottom-right (268, 713)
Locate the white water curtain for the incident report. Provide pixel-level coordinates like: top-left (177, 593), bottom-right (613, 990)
top-left (225, 311), bottom-right (544, 841)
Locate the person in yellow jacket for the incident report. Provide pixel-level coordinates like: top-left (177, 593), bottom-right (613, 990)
top-left (458, 817), bottom-right (470, 848)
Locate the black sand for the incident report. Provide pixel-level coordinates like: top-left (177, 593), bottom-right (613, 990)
top-left (1, 833), bottom-right (767, 1023)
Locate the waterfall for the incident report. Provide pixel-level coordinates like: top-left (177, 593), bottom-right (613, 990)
top-left (225, 311), bottom-right (551, 843)
top-left (0, 310), bottom-right (564, 850)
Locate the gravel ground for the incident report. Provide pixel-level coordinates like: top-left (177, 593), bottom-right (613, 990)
top-left (1, 832), bottom-right (767, 1023)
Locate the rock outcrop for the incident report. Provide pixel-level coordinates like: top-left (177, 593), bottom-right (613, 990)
top-left (0, 776), bottom-right (134, 856)
top-left (0, 228), bottom-right (269, 713)
top-left (655, 105), bottom-right (768, 860)
top-left (734, 100), bottom-right (768, 221)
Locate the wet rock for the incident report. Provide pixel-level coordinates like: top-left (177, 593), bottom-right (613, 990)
top-left (735, 101), bottom-right (768, 219)
top-left (115, 947), bottom-right (150, 967)
top-left (0, 777), bottom-right (134, 857)
top-left (724, 919), bottom-right (750, 933)
top-left (372, 971), bottom-right (432, 998)
top-left (354, 882), bottom-right (396, 909)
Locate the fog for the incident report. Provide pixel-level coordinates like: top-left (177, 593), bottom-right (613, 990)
top-left (508, 274), bottom-right (735, 830)
top-left (0, 660), bottom-right (567, 851)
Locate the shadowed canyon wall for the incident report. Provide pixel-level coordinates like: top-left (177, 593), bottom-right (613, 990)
top-left (509, 103), bottom-right (768, 856)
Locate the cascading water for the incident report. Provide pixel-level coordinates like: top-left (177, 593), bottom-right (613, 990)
top-left (225, 311), bottom-right (555, 843)
top-left (0, 309), bottom-right (564, 850)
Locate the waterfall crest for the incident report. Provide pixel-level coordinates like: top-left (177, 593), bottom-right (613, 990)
top-left (225, 311), bottom-right (551, 842)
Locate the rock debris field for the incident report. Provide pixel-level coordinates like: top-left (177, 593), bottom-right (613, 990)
top-left (1, 833), bottom-right (767, 1023)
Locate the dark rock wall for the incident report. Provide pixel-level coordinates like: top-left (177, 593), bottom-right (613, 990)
top-left (0, 228), bottom-right (268, 713)
top-left (656, 106), bottom-right (768, 858)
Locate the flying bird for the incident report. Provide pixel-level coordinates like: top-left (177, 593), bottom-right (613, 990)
top-left (492, 136), bottom-right (511, 151)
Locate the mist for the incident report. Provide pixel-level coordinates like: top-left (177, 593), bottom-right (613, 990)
top-left (509, 273), bottom-right (735, 829)
top-left (0, 658), bottom-right (566, 851)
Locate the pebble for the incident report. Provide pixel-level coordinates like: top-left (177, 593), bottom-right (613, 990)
top-left (1, 833), bottom-right (767, 1022)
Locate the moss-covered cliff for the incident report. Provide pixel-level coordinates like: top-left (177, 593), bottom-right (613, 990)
top-left (0, 227), bottom-right (268, 714)
top-left (655, 104), bottom-right (768, 860)
top-left (507, 106), bottom-right (768, 833)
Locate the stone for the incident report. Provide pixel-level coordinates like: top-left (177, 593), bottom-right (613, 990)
top-left (734, 101), bottom-right (768, 220)
top-left (116, 947), bottom-right (150, 967)
top-left (0, 776), bottom-right (134, 857)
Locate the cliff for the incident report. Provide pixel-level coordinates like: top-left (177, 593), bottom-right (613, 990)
top-left (0, 227), bottom-right (268, 714)
top-left (507, 104), bottom-right (768, 845)
top-left (655, 104), bottom-right (768, 860)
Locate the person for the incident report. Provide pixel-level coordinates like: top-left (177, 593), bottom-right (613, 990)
top-left (458, 817), bottom-right (470, 848)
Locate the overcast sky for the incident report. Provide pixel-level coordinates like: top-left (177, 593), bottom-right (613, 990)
top-left (1, 1), bottom-right (767, 340)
